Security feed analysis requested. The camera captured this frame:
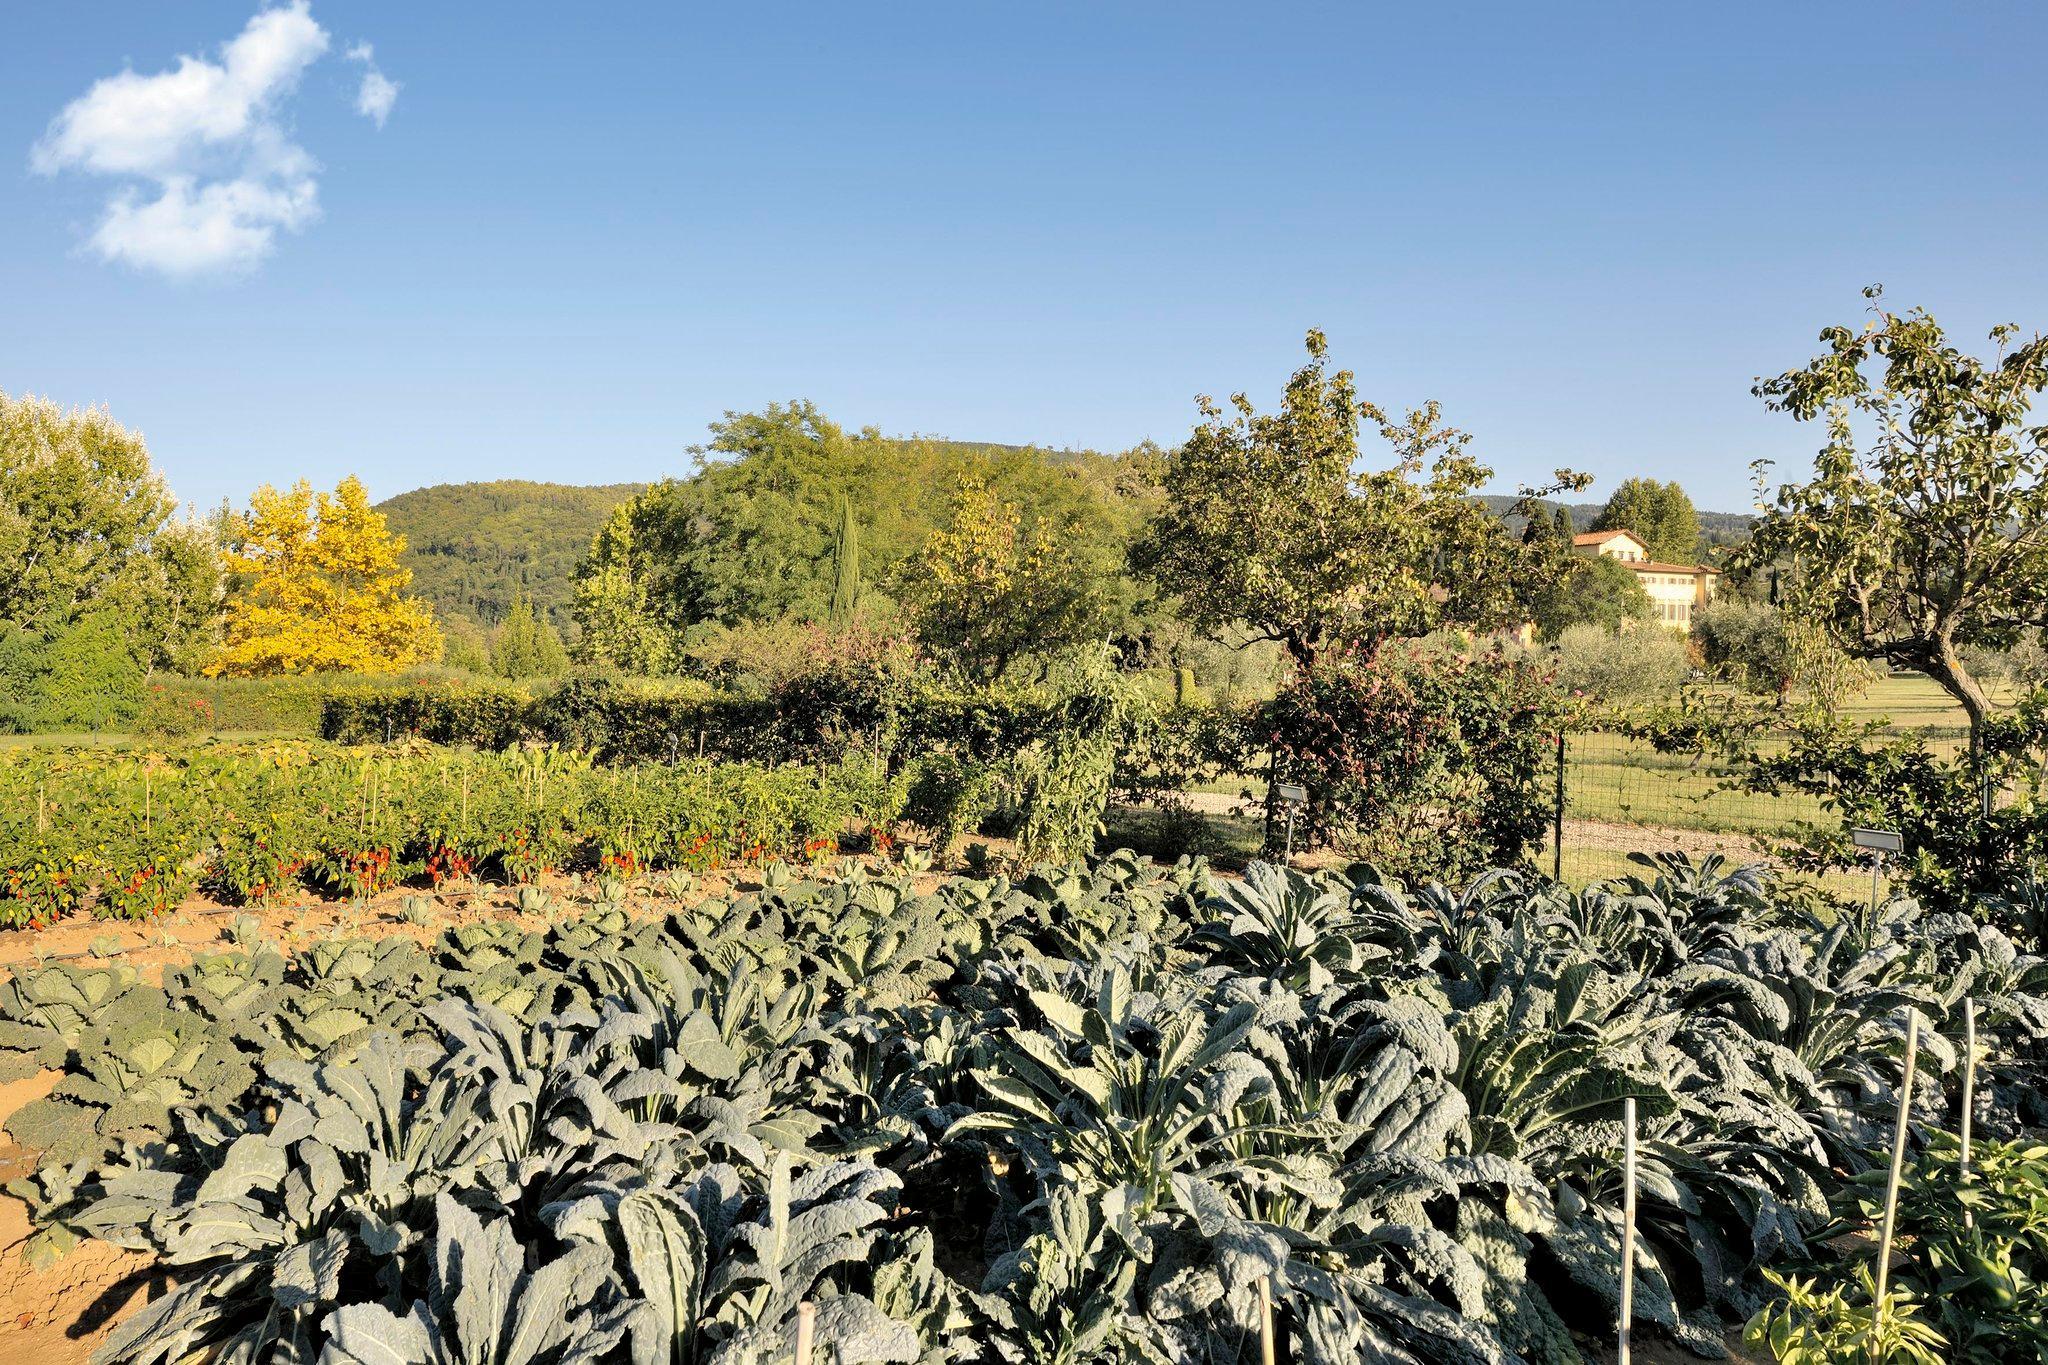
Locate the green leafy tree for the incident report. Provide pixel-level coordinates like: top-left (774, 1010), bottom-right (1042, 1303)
top-left (574, 403), bottom-right (1153, 673)
top-left (902, 476), bottom-right (1111, 681)
top-left (0, 393), bottom-right (220, 728)
top-left (1595, 478), bottom-right (1701, 563)
top-left (1136, 330), bottom-right (1585, 671)
top-left (489, 590), bottom-right (570, 678)
top-left (572, 503), bottom-right (673, 674)
top-left (829, 494), bottom-right (861, 624)
top-left (1529, 555), bottom-right (1653, 639)
top-left (441, 616), bottom-right (493, 674)
top-left (1739, 291), bottom-right (2048, 741)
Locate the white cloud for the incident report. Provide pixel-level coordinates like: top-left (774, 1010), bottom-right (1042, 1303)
top-left (92, 175), bottom-right (318, 275)
top-left (345, 42), bottom-right (399, 128)
top-left (30, 3), bottom-right (394, 278)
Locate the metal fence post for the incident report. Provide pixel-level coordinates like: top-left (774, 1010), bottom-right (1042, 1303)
top-left (1552, 730), bottom-right (1566, 881)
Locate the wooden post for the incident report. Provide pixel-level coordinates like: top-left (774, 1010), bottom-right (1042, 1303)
top-left (1256, 1275), bottom-right (1276, 1365)
top-left (1619, 1096), bottom-right (1637, 1365)
top-left (793, 1300), bottom-right (815, 1364)
top-left (1961, 998), bottom-right (1977, 1228)
top-left (1871, 1014), bottom-right (1919, 1363)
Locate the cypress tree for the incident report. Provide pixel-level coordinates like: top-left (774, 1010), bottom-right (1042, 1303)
top-left (830, 496), bottom-right (860, 624)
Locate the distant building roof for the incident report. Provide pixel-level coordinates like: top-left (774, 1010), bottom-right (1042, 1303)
top-left (1627, 561), bottom-right (1719, 575)
top-left (1573, 530), bottom-right (1632, 545)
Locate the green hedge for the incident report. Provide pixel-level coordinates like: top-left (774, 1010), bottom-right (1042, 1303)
top-left (320, 674), bottom-right (1081, 766)
top-left (151, 671), bottom-right (495, 736)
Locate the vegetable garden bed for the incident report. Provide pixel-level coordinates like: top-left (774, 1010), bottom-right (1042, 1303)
top-left (0, 850), bottom-right (2041, 1363)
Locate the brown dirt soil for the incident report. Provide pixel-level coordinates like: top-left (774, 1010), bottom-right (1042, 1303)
top-left (1, 1070), bottom-right (159, 1364)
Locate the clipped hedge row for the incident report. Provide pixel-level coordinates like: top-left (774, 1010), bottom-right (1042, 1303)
top-left (0, 743), bottom-right (903, 926)
top-left (320, 674), bottom-right (1101, 767)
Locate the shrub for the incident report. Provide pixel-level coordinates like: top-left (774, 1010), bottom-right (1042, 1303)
top-left (135, 682), bottom-right (213, 739)
top-left (1548, 621), bottom-right (1690, 704)
top-left (1255, 645), bottom-right (1566, 879)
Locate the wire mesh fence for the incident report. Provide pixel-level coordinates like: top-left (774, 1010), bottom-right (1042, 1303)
top-left (1544, 728), bottom-right (1839, 887)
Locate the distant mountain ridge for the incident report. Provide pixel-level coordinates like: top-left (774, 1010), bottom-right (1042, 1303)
top-left (1473, 495), bottom-right (1755, 554)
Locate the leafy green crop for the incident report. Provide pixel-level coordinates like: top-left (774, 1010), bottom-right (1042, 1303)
top-left (0, 848), bottom-right (2042, 1362)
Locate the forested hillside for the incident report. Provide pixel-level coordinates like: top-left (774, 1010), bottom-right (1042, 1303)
top-left (1476, 494), bottom-right (1754, 555)
top-left (376, 480), bottom-right (642, 628)
top-left (378, 474), bottom-right (1753, 639)
top-left (376, 439), bottom-right (1123, 633)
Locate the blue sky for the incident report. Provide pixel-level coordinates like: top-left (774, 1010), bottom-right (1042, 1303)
top-left (4, 2), bottom-right (2044, 516)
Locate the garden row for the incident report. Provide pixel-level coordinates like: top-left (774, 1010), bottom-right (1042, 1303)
top-left (4, 850), bottom-right (2045, 1362)
top-left (324, 650), bottom-right (1573, 883)
top-left (0, 743), bottom-right (904, 927)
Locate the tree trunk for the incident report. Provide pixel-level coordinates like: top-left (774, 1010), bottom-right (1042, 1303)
top-left (1923, 640), bottom-right (1992, 745)
top-left (1923, 639), bottom-right (1995, 819)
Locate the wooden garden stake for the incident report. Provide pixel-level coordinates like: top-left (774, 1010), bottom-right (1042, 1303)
top-left (1961, 997), bottom-right (1977, 1228)
top-left (793, 1300), bottom-right (815, 1363)
top-left (1871, 1013), bottom-right (1919, 1363)
top-left (1618, 1096), bottom-right (1637, 1365)
top-left (1256, 1275), bottom-right (1276, 1365)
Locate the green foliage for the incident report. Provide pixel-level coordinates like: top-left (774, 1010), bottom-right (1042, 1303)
top-left (376, 479), bottom-right (643, 632)
top-left (1547, 623), bottom-right (1691, 704)
top-left (1735, 697), bottom-right (2048, 909)
top-left (1745, 1269), bottom-right (1947, 1364)
top-left (489, 588), bottom-right (571, 678)
top-left (572, 404), bottom-right (1154, 670)
top-left (0, 742), bottom-right (906, 925)
top-left (4, 848), bottom-right (2046, 1362)
top-left (830, 492), bottom-right (861, 624)
top-left (1530, 556), bottom-right (1653, 639)
top-left (1739, 292), bottom-right (2048, 737)
top-left (0, 391), bottom-right (218, 675)
top-left (1136, 330), bottom-right (1585, 671)
top-left (1254, 645), bottom-right (1567, 878)
top-left (1693, 597), bottom-right (1871, 711)
top-left (1594, 478), bottom-right (1703, 564)
top-left (1813, 1133), bottom-right (2048, 1361)
top-left (0, 609), bottom-right (147, 732)
top-left (904, 474), bottom-right (1122, 681)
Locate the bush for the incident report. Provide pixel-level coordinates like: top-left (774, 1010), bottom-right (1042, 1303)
top-left (1548, 622), bottom-right (1690, 704)
top-left (0, 612), bottom-right (145, 733)
top-left (1255, 645), bottom-right (1566, 880)
top-left (135, 682), bottom-right (214, 739)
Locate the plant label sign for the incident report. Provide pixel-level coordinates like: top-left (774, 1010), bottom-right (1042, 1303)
top-left (1274, 783), bottom-right (1308, 808)
top-left (1850, 827), bottom-right (1904, 855)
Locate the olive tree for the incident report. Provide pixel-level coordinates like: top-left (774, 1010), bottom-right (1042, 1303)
top-left (1740, 291), bottom-right (2048, 743)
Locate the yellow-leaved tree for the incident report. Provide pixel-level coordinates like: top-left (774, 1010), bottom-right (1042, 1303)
top-left (208, 475), bottom-right (441, 676)
top-left (904, 475), bottom-right (1105, 681)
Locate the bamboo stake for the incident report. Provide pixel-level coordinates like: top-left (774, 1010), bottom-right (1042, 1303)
top-left (1871, 1013), bottom-right (1919, 1363)
top-left (1619, 1096), bottom-right (1637, 1365)
top-left (1256, 1275), bottom-right (1276, 1365)
top-left (1961, 998), bottom-right (1977, 1229)
top-left (793, 1300), bottom-right (815, 1364)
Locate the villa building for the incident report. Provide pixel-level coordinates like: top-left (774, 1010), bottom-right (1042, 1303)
top-left (1571, 529), bottom-right (1718, 631)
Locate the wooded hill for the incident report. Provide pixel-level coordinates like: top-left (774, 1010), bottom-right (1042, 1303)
top-left (376, 481), bottom-right (643, 629)
top-left (1474, 495), bottom-right (1755, 555)
top-left (381, 473), bottom-right (1753, 632)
